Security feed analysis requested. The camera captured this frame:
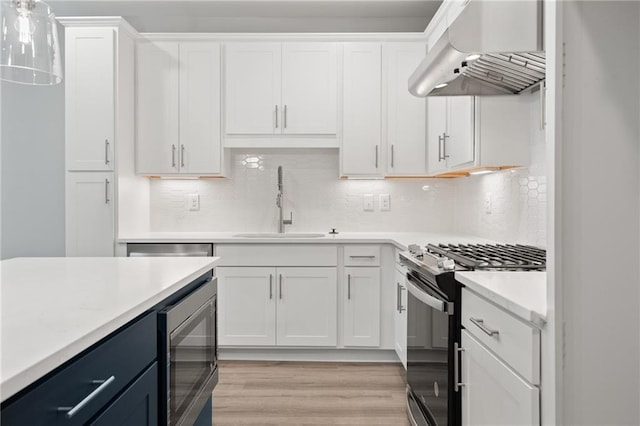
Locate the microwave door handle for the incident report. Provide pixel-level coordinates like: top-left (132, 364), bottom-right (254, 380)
top-left (405, 276), bottom-right (450, 314)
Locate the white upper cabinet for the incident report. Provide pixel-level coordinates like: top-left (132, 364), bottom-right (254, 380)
top-left (224, 43), bottom-right (281, 135)
top-left (137, 40), bottom-right (222, 176)
top-left (223, 42), bottom-right (338, 146)
top-left (427, 96), bottom-right (475, 174)
top-left (384, 43), bottom-right (427, 176)
top-left (341, 42), bottom-right (382, 177)
top-left (281, 43), bottom-right (338, 134)
top-left (65, 27), bottom-right (115, 171)
top-left (136, 41), bottom-right (179, 175)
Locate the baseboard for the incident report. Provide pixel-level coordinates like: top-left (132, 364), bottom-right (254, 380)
top-left (218, 348), bottom-right (401, 363)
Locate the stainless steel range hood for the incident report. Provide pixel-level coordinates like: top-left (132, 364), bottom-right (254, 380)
top-left (409, 0), bottom-right (545, 97)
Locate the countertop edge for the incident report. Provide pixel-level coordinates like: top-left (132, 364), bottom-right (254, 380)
top-left (0, 258), bottom-right (219, 403)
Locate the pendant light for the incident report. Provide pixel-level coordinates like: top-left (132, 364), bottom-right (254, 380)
top-left (0, 0), bottom-right (62, 85)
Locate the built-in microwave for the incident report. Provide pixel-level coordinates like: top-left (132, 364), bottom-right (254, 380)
top-left (158, 275), bottom-right (218, 426)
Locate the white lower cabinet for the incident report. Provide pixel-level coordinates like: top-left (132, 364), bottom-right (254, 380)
top-left (343, 267), bottom-right (381, 347)
top-left (393, 264), bottom-right (407, 369)
top-left (461, 330), bottom-right (540, 426)
top-left (65, 172), bottom-right (114, 257)
top-left (217, 266), bottom-right (337, 347)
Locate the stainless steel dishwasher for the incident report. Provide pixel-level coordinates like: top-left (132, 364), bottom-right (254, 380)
top-left (127, 243), bottom-right (213, 257)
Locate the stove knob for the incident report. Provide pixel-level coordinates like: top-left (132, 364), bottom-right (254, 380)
top-left (439, 258), bottom-right (455, 271)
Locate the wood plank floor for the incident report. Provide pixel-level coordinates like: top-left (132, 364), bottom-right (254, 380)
top-left (212, 361), bottom-right (410, 426)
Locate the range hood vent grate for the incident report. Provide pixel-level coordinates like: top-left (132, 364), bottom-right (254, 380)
top-left (462, 53), bottom-right (546, 94)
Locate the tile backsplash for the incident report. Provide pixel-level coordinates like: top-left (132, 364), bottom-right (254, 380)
top-left (150, 148), bottom-right (547, 246)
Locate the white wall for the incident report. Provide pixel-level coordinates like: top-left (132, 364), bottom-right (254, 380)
top-left (559, 2), bottom-right (640, 424)
top-left (0, 80), bottom-right (66, 259)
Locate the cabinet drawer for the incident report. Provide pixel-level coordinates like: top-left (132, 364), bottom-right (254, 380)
top-left (461, 288), bottom-right (540, 384)
top-left (1, 313), bottom-right (157, 426)
top-left (216, 244), bottom-right (338, 266)
top-left (343, 245), bottom-right (381, 266)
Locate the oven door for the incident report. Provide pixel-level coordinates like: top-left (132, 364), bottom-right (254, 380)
top-left (406, 272), bottom-right (453, 426)
top-left (161, 279), bottom-right (218, 426)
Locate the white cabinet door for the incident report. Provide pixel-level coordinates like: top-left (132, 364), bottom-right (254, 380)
top-left (276, 267), bottom-right (338, 346)
top-left (461, 330), bottom-right (540, 426)
top-left (446, 96), bottom-right (475, 169)
top-left (385, 43), bottom-right (427, 175)
top-left (217, 267), bottom-right (277, 346)
top-left (281, 43), bottom-right (337, 135)
top-left (224, 43), bottom-right (281, 135)
top-left (343, 267), bottom-right (381, 347)
top-left (342, 43), bottom-right (382, 176)
top-left (65, 28), bottom-right (114, 171)
top-left (179, 42), bottom-right (222, 174)
top-left (427, 97), bottom-right (448, 174)
top-left (65, 172), bottom-right (114, 256)
top-left (394, 268), bottom-right (408, 369)
top-left (136, 41), bottom-right (179, 174)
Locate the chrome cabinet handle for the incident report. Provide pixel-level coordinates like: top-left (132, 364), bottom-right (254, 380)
top-left (284, 105), bottom-right (287, 128)
top-left (438, 135), bottom-right (443, 161)
top-left (397, 283), bottom-right (406, 313)
top-left (104, 139), bottom-right (110, 165)
top-left (180, 144), bottom-right (185, 168)
top-left (375, 145), bottom-right (379, 168)
top-left (469, 317), bottom-right (499, 336)
top-left (442, 133), bottom-right (450, 159)
top-left (57, 376), bottom-right (115, 418)
top-left (269, 274), bottom-right (273, 299)
top-left (349, 255), bottom-right (376, 259)
top-left (347, 274), bottom-right (351, 300)
top-left (279, 274), bottom-right (283, 300)
top-left (390, 144), bottom-right (395, 168)
top-left (104, 179), bottom-right (110, 204)
top-left (454, 343), bottom-right (464, 392)
top-left (171, 144), bottom-right (176, 167)
top-left (275, 105), bottom-right (278, 129)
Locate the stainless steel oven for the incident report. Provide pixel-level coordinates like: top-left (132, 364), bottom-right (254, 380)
top-left (159, 277), bottom-right (218, 426)
top-left (405, 269), bottom-right (459, 426)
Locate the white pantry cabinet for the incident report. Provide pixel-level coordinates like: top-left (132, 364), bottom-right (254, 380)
top-left (137, 40), bottom-right (222, 176)
top-left (341, 43), bottom-right (383, 177)
top-left (224, 42), bottom-right (338, 143)
top-left (217, 266), bottom-right (337, 347)
top-left (61, 18), bottom-right (136, 257)
top-left (384, 43), bottom-right (427, 176)
top-left (343, 267), bottom-right (381, 347)
top-left (65, 27), bottom-right (115, 172)
top-left (65, 172), bottom-right (115, 256)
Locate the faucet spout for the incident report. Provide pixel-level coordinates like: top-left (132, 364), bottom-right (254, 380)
top-left (276, 166), bottom-right (293, 233)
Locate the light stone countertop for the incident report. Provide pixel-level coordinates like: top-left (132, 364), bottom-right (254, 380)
top-left (0, 256), bottom-right (219, 402)
top-left (456, 271), bottom-right (547, 327)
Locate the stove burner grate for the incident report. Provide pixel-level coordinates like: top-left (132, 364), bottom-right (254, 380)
top-left (426, 243), bottom-right (546, 271)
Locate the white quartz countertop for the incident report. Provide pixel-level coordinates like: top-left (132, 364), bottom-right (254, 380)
top-left (456, 271), bottom-right (547, 327)
top-left (0, 256), bottom-right (219, 402)
top-left (118, 231), bottom-right (495, 251)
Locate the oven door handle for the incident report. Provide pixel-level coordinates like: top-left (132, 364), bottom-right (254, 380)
top-left (405, 275), bottom-right (452, 314)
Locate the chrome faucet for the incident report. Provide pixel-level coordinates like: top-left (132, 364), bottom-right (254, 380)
top-left (276, 165), bottom-right (293, 233)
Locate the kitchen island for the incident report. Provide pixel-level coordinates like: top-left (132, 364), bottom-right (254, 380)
top-left (0, 256), bottom-right (219, 424)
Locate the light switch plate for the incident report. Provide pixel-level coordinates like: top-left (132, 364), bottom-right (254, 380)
top-left (187, 193), bottom-right (200, 211)
top-left (363, 194), bottom-right (374, 211)
top-left (379, 194), bottom-right (390, 211)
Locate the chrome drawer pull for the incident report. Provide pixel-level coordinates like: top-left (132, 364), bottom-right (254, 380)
top-left (469, 317), bottom-right (499, 336)
top-left (58, 375), bottom-right (115, 418)
top-left (349, 255), bottom-right (376, 259)
top-left (454, 343), bottom-right (465, 392)
top-left (347, 274), bottom-right (351, 300)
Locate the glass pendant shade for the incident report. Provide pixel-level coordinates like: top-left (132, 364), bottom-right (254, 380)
top-left (0, 0), bottom-right (62, 85)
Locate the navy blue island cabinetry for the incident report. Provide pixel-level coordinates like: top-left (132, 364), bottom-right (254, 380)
top-left (0, 270), bottom-right (216, 426)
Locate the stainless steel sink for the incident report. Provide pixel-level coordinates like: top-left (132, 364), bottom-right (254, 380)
top-left (233, 233), bottom-right (326, 239)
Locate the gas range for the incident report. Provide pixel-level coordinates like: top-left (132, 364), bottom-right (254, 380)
top-left (400, 242), bottom-right (546, 279)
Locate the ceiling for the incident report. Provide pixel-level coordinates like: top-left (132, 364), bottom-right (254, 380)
top-left (49, 0), bottom-right (443, 33)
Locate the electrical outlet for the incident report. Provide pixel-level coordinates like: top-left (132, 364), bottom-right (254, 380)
top-left (363, 194), bottom-right (374, 211)
top-left (484, 192), bottom-right (492, 214)
top-left (379, 194), bottom-right (390, 211)
top-left (187, 193), bottom-right (200, 211)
